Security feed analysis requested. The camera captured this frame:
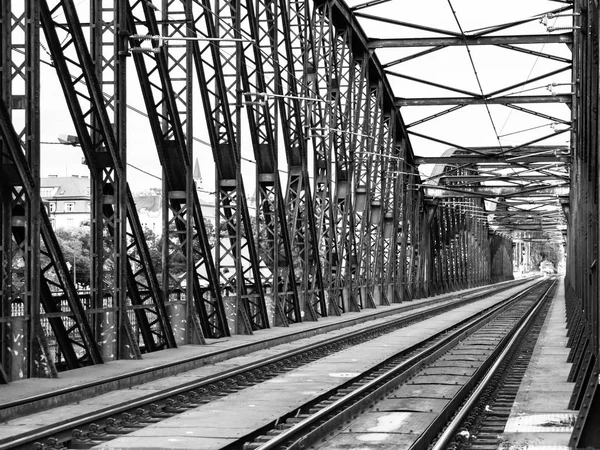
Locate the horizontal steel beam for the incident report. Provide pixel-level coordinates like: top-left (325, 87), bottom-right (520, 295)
top-left (441, 145), bottom-right (569, 155)
top-left (424, 185), bottom-right (569, 197)
top-left (416, 155), bottom-right (571, 164)
top-left (489, 210), bottom-right (564, 217)
top-left (369, 33), bottom-right (573, 48)
top-left (439, 175), bottom-right (568, 183)
top-left (396, 94), bottom-right (572, 107)
top-left (441, 183), bottom-right (568, 190)
top-left (491, 224), bottom-right (565, 230)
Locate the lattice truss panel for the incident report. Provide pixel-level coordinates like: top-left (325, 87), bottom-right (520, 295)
top-left (1, 0), bottom-right (521, 384)
top-left (351, 0), bottom-right (573, 245)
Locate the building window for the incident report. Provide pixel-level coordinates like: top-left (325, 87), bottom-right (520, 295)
top-left (40, 187), bottom-right (54, 197)
top-left (49, 203), bottom-right (56, 213)
top-left (65, 202), bottom-right (75, 212)
top-left (86, 202), bottom-right (91, 212)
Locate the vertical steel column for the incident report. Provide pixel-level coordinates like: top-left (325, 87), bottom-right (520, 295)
top-left (431, 207), bottom-right (441, 294)
top-left (275, 0), bottom-right (327, 320)
top-left (126, 1), bottom-right (228, 340)
top-left (568, 1), bottom-right (600, 445)
top-left (87, 1), bottom-right (176, 353)
top-left (378, 114), bottom-right (396, 305)
top-left (330, 28), bottom-right (356, 313)
top-left (419, 200), bottom-right (437, 298)
top-left (0, 1), bottom-right (46, 380)
top-left (310, 3), bottom-right (338, 315)
top-left (389, 135), bottom-right (406, 304)
top-left (361, 83), bottom-right (384, 307)
top-left (439, 206), bottom-right (450, 293)
top-left (158, 0), bottom-right (199, 344)
top-left (0, 99), bottom-right (104, 377)
top-left (88, 0), bottom-right (130, 360)
top-left (365, 85), bottom-right (386, 306)
top-left (350, 57), bottom-right (373, 309)
top-left (405, 178), bottom-right (421, 300)
top-left (184, 0), bottom-right (269, 333)
top-left (235, 0), bottom-right (302, 326)
top-left (0, 1), bottom-right (10, 382)
top-left (42, 0), bottom-right (160, 360)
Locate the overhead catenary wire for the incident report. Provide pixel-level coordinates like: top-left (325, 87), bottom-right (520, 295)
top-left (443, 0), bottom-right (571, 196)
top-left (445, 0), bottom-right (503, 149)
top-left (42, 1), bottom-right (432, 194)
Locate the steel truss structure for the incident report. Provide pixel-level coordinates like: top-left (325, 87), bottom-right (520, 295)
top-left (565, 1), bottom-right (600, 446)
top-left (1, 0), bottom-right (599, 444)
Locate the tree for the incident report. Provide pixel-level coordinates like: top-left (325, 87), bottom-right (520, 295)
top-left (54, 226), bottom-right (92, 288)
top-left (142, 219), bottom-right (217, 282)
top-left (530, 240), bottom-right (564, 270)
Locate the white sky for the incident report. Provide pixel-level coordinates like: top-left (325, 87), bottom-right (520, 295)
top-left (37, 0), bottom-right (573, 193)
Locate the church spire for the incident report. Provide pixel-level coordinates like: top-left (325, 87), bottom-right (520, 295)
top-left (193, 157), bottom-right (203, 189)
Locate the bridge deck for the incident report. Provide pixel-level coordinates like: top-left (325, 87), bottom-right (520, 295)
top-left (81, 282), bottom-right (535, 449)
top-left (0, 282), bottom-right (520, 442)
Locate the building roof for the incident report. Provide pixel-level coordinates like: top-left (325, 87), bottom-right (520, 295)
top-left (134, 195), bottom-right (162, 213)
top-left (41, 175), bottom-right (90, 199)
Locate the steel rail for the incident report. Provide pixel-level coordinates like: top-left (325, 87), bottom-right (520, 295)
top-left (251, 279), bottom-right (549, 450)
top-left (427, 278), bottom-right (558, 450)
top-left (0, 277), bottom-right (530, 417)
top-left (2, 279), bottom-right (532, 450)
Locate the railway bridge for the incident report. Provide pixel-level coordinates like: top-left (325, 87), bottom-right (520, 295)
top-left (0, 0), bottom-right (598, 448)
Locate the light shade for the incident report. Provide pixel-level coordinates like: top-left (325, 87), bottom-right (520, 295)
top-left (370, 202), bottom-right (382, 224)
top-left (383, 212), bottom-right (395, 238)
top-left (355, 186), bottom-right (367, 212)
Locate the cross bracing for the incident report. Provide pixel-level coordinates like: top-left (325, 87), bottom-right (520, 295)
top-left (0, 0), bottom-right (568, 377)
top-left (1, 0), bottom-right (600, 444)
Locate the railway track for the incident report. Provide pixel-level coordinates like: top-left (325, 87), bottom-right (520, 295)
top-left (235, 278), bottom-right (557, 450)
top-left (431, 278), bottom-right (559, 450)
top-left (0, 278), bottom-right (541, 450)
top-left (1, 279), bottom-right (529, 424)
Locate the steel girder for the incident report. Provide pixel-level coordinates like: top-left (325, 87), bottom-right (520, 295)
top-left (0, 0), bottom-right (42, 382)
top-left (329, 21), bottom-right (360, 312)
top-left (310, 3), bottom-right (339, 315)
top-left (235, 0), bottom-right (303, 325)
top-left (0, 1), bottom-right (104, 381)
top-left (40, 0), bottom-right (176, 357)
top-left (350, 57), bottom-right (373, 309)
top-left (184, 0), bottom-right (271, 333)
top-left (90, 0), bottom-right (176, 354)
top-left (277, 0), bottom-right (327, 320)
top-left (126, 0), bottom-right (229, 340)
top-left (155, 0), bottom-right (201, 343)
top-left (367, 0), bottom-right (573, 245)
top-left (565, 1), bottom-right (600, 446)
top-left (369, 34), bottom-right (573, 48)
top-left (422, 145), bottom-right (570, 243)
top-left (0, 99), bottom-right (104, 378)
top-left (397, 95), bottom-right (572, 107)
top-left (0, 0), bottom-right (534, 383)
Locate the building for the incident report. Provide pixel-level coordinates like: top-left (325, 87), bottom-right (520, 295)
top-left (135, 193), bottom-right (162, 233)
top-left (41, 159), bottom-right (215, 233)
top-left (41, 175), bottom-right (90, 229)
top-left (134, 190), bottom-right (216, 232)
top-left (135, 159), bottom-right (215, 233)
